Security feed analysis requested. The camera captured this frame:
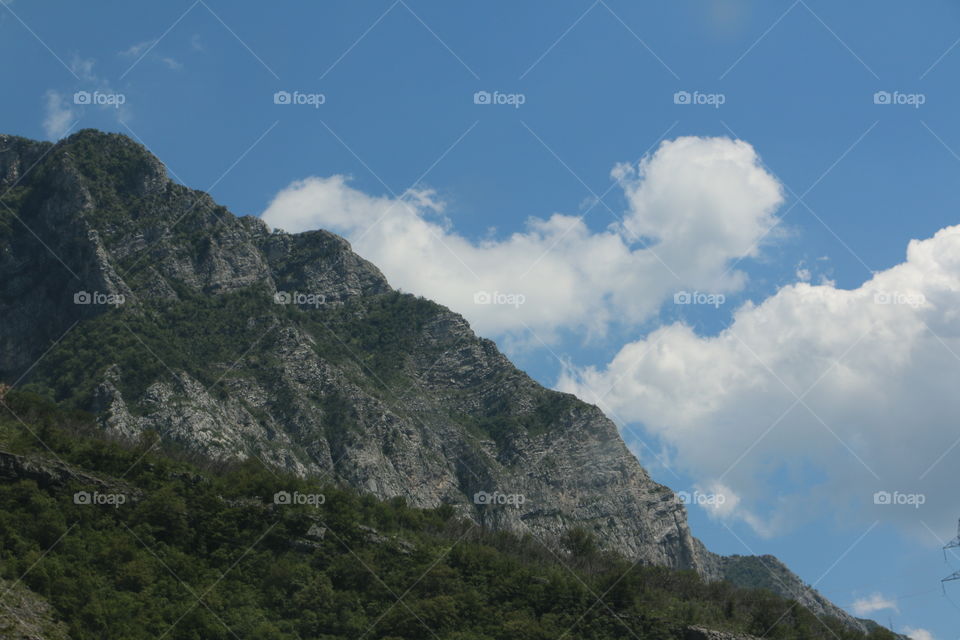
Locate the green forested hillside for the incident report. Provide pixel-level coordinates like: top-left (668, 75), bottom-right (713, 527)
top-left (0, 391), bottom-right (897, 640)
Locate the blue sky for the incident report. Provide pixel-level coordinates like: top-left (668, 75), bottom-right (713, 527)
top-left (5, 1), bottom-right (960, 636)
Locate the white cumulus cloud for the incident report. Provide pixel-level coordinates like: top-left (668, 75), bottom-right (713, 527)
top-left (559, 224), bottom-right (960, 539)
top-left (261, 136), bottom-right (784, 341)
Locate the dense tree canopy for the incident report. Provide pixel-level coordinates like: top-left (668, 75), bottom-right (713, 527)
top-left (0, 392), bottom-right (897, 640)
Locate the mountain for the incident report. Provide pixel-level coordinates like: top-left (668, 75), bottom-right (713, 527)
top-left (0, 130), bottom-right (868, 631)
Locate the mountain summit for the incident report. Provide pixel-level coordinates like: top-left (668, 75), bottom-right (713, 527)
top-left (0, 130), bottom-right (864, 630)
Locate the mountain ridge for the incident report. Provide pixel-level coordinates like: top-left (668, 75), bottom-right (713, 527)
top-left (0, 129), bottom-right (870, 632)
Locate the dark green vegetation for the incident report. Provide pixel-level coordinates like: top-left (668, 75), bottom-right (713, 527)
top-left (0, 392), bottom-right (898, 640)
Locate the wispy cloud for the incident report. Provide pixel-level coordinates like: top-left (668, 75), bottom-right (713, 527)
top-left (71, 56), bottom-right (96, 82)
top-left (851, 593), bottom-right (898, 616)
top-left (120, 39), bottom-right (185, 70)
top-left (119, 39), bottom-right (155, 58)
top-left (41, 90), bottom-right (75, 140)
top-left (41, 55), bottom-right (132, 135)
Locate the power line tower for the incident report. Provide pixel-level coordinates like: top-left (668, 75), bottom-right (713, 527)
top-left (942, 519), bottom-right (960, 592)
top-left (944, 519), bottom-right (960, 562)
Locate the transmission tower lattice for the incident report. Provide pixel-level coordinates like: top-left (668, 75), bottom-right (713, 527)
top-left (942, 519), bottom-right (960, 590)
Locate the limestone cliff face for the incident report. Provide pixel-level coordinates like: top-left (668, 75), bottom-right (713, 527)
top-left (0, 130), bottom-right (859, 629)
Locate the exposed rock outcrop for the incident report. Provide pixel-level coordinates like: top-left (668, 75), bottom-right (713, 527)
top-left (0, 578), bottom-right (70, 640)
top-left (685, 625), bottom-right (762, 640)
